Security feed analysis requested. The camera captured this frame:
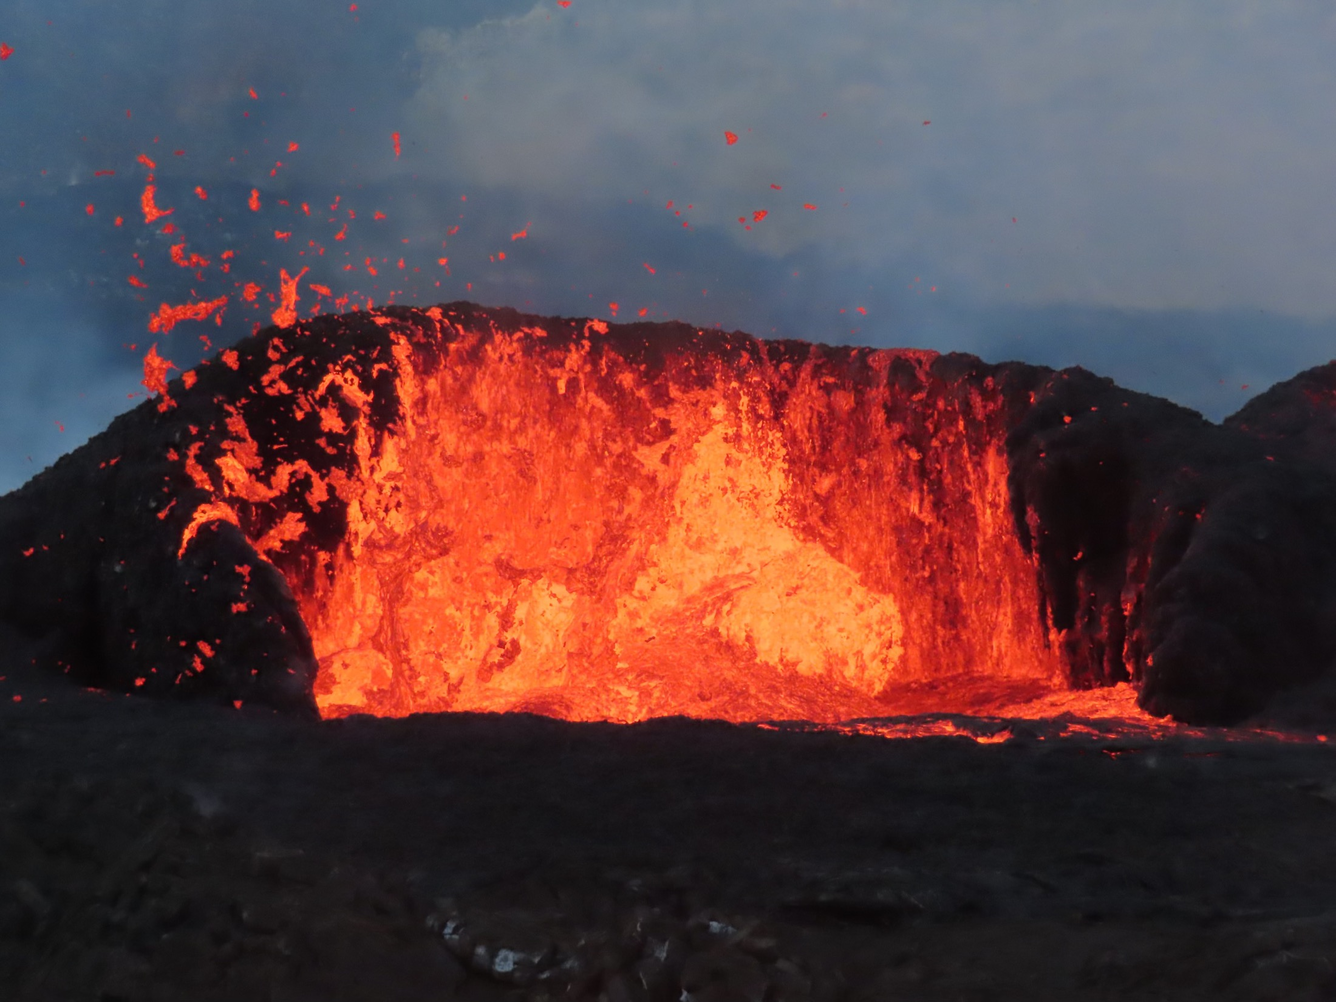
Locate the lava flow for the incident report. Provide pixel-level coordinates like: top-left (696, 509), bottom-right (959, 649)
top-left (174, 304), bottom-right (1065, 723)
top-left (6, 302), bottom-right (1336, 732)
top-left (309, 319), bottom-right (1062, 723)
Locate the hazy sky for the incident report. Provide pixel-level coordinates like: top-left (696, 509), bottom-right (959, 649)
top-left (2, 0), bottom-right (1335, 492)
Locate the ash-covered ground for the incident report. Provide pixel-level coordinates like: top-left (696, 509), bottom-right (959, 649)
top-left (3, 649), bottom-right (1336, 1002)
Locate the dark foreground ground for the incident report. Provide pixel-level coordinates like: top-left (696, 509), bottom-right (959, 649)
top-left (3, 657), bottom-right (1336, 1002)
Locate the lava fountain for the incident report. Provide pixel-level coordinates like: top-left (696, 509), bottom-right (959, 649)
top-left (4, 302), bottom-right (1335, 728)
top-left (296, 309), bottom-right (1061, 722)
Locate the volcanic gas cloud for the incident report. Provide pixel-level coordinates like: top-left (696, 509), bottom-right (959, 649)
top-left (2, 303), bottom-right (1335, 726)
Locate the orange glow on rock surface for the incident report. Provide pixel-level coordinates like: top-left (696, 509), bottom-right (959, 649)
top-left (178, 501), bottom-right (243, 558)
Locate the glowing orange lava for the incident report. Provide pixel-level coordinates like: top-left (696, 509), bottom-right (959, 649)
top-left (271, 267), bottom-right (308, 328)
top-left (141, 344), bottom-right (175, 412)
top-left (147, 295), bottom-right (228, 335)
top-left (179, 308), bottom-right (1079, 725)
top-left (140, 185), bottom-right (173, 225)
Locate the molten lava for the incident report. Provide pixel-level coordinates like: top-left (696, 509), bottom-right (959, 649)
top-left (173, 305), bottom-right (1065, 723)
top-left (5, 302), bottom-right (1333, 730)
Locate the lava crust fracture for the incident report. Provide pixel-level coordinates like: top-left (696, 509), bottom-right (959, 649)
top-left (2, 303), bottom-right (1333, 725)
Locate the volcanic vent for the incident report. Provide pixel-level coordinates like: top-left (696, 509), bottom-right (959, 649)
top-left (3, 302), bottom-right (1336, 726)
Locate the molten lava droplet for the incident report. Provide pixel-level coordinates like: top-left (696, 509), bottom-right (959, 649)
top-left (271, 267), bottom-right (309, 329)
top-left (84, 203), bottom-right (94, 216)
top-left (141, 344), bottom-right (176, 411)
top-left (147, 296), bottom-right (228, 335)
top-left (392, 131), bottom-right (401, 158)
top-left (0, 43), bottom-right (13, 61)
top-left (140, 186), bottom-right (173, 224)
top-left (725, 130), bottom-right (738, 145)
top-left (248, 189), bottom-right (261, 212)
top-left (170, 243), bottom-right (210, 269)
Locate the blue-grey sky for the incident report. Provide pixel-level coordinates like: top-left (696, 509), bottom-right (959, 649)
top-left (2, 0), bottom-right (1335, 492)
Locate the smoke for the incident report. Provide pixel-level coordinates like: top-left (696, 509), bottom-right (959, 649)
top-left (404, 0), bottom-right (1336, 313)
top-left (1, 0), bottom-right (1335, 492)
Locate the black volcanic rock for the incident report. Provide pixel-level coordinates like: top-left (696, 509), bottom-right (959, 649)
top-left (1006, 366), bottom-right (1336, 722)
top-left (0, 301), bottom-right (1333, 725)
top-left (0, 308), bottom-right (405, 718)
